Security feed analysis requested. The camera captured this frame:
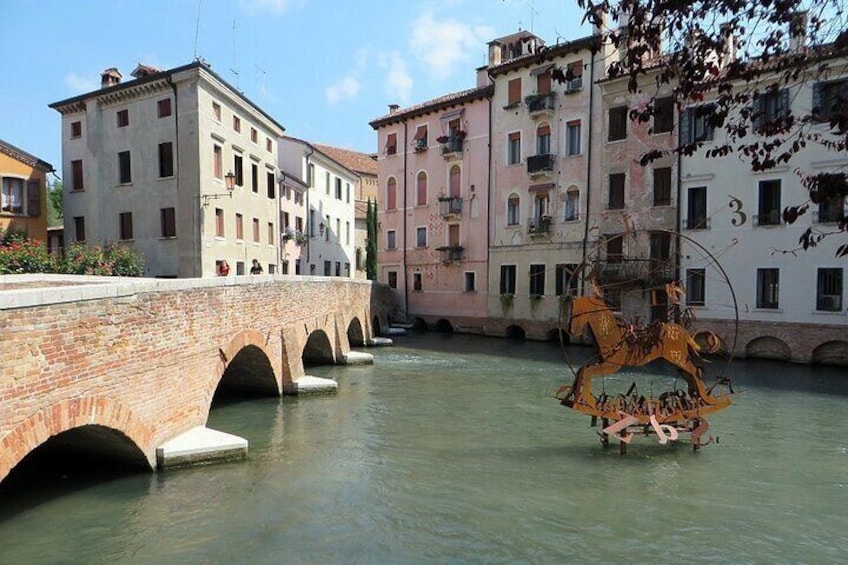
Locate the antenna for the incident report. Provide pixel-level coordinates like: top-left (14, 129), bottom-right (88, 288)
top-left (527, 0), bottom-right (539, 34)
top-left (193, 0), bottom-right (202, 59)
top-left (230, 19), bottom-right (240, 89)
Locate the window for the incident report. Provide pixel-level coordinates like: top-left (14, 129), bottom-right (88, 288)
top-left (757, 180), bottom-right (781, 226)
top-left (235, 213), bottom-right (244, 240)
top-left (608, 106), bottom-right (628, 141)
top-left (325, 172), bottom-right (331, 195)
top-left (117, 109), bottom-right (129, 127)
top-left (236, 261), bottom-right (245, 276)
top-left (71, 160), bottom-right (84, 190)
top-left (388, 271), bottom-right (398, 288)
top-left (416, 171), bottom-right (427, 206)
top-left (267, 138), bottom-right (273, 152)
top-left (325, 214), bottom-right (331, 241)
top-left (253, 218), bottom-right (260, 242)
top-left (536, 124), bottom-right (551, 155)
top-left (465, 272), bottom-right (476, 292)
top-left (555, 264), bottom-right (580, 296)
top-left (387, 177), bottom-right (397, 210)
top-left (813, 79), bottom-right (848, 122)
top-left (74, 216), bottom-right (85, 242)
top-left (686, 268), bottom-right (706, 306)
top-left (250, 163), bottom-right (258, 193)
top-left (606, 289), bottom-right (622, 311)
top-left (336, 218), bottom-right (341, 242)
top-left (119, 212), bottom-right (133, 240)
top-left (118, 151), bottom-right (132, 184)
top-left (344, 262), bottom-right (350, 277)
top-left (606, 235), bottom-right (623, 263)
top-left (250, 127), bottom-right (258, 143)
top-left (653, 167), bottom-right (672, 206)
top-left (346, 183), bottom-right (350, 203)
top-left (269, 264), bottom-right (276, 275)
top-left (212, 101), bottom-right (222, 121)
top-left (216, 208), bottom-right (225, 237)
top-left (817, 268), bottom-right (843, 311)
top-left (416, 227), bottom-right (427, 247)
top-left (307, 163), bottom-right (315, 187)
top-left (213, 145), bottom-right (223, 179)
top-left (449, 165), bottom-right (461, 197)
top-left (233, 115), bottom-right (241, 132)
top-left (756, 268), bottom-right (780, 309)
top-left (267, 171), bottom-right (275, 198)
top-left (159, 142), bottom-right (174, 177)
top-left (413, 125), bottom-right (428, 152)
top-left (507, 195), bottom-right (520, 226)
top-left (234, 154), bottom-right (244, 186)
top-left (608, 173), bottom-right (625, 209)
top-left (334, 261), bottom-right (341, 277)
top-left (507, 78), bottom-right (522, 106)
top-left (681, 104), bottom-right (716, 144)
top-left (157, 98), bottom-right (172, 118)
top-left (1, 178), bottom-right (24, 214)
top-left (753, 88), bottom-right (789, 134)
top-left (818, 193), bottom-right (845, 223)
top-left (161, 207), bottom-right (176, 238)
top-left (387, 230), bottom-right (396, 249)
top-left (650, 231), bottom-right (671, 271)
top-left (268, 222), bottom-right (274, 245)
top-left (335, 177), bottom-right (343, 200)
top-left (566, 120), bottom-right (581, 156)
top-left (564, 188), bottom-right (579, 221)
top-left (653, 97), bottom-right (674, 134)
top-left (507, 131), bottom-right (521, 165)
top-left (536, 68), bottom-right (552, 94)
top-left (386, 132), bottom-right (397, 155)
top-left (413, 272), bottom-right (423, 291)
top-left (529, 264), bottom-right (546, 296)
top-left (346, 221), bottom-right (350, 245)
top-left (686, 186), bottom-right (708, 229)
top-left (500, 264), bottom-right (517, 294)
top-left (70, 121), bottom-right (82, 139)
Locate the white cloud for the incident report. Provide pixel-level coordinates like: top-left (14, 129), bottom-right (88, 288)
top-left (325, 76), bottom-right (361, 105)
top-left (64, 72), bottom-right (99, 94)
top-left (384, 53), bottom-right (413, 105)
top-left (409, 10), bottom-right (494, 81)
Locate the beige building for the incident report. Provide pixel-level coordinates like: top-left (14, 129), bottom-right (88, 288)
top-left (50, 61), bottom-right (285, 277)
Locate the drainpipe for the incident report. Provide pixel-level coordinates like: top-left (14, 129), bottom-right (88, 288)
top-left (277, 171), bottom-right (285, 274)
top-left (304, 145), bottom-right (314, 267)
top-left (581, 46), bottom-right (597, 292)
top-left (165, 74), bottom-right (186, 275)
top-left (674, 107), bottom-right (683, 322)
top-left (402, 120), bottom-right (409, 316)
top-left (486, 78), bottom-right (494, 253)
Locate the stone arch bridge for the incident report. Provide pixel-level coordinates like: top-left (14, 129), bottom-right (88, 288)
top-left (0, 274), bottom-right (394, 484)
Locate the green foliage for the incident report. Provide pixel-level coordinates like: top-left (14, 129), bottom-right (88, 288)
top-left (366, 198), bottom-right (378, 281)
top-left (0, 237), bottom-right (57, 274)
top-left (0, 234), bottom-right (145, 277)
top-left (47, 179), bottom-right (64, 227)
top-left (500, 293), bottom-right (514, 316)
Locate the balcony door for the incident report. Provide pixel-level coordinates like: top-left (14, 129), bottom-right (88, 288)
top-left (448, 224), bottom-right (460, 247)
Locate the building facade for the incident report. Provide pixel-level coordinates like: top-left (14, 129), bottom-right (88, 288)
top-left (0, 139), bottom-right (53, 242)
top-left (50, 62), bottom-right (285, 278)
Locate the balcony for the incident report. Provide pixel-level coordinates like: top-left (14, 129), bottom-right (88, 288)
top-left (437, 245), bottom-right (464, 263)
top-left (814, 208), bottom-right (846, 224)
top-left (528, 215), bottom-right (553, 235)
top-left (564, 77), bottom-right (583, 94)
top-left (527, 153), bottom-right (555, 177)
top-left (438, 196), bottom-right (463, 218)
top-left (525, 92), bottom-right (556, 116)
top-left (440, 135), bottom-right (464, 159)
top-left (683, 216), bottom-right (710, 230)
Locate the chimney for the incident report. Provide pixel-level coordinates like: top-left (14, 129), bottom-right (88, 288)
top-left (720, 23), bottom-right (736, 67)
top-left (100, 67), bottom-right (122, 89)
top-left (592, 9), bottom-right (608, 36)
top-left (789, 11), bottom-right (808, 52)
top-left (388, 104), bottom-right (400, 115)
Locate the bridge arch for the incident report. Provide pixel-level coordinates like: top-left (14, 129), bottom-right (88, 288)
top-left (505, 325), bottom-right (526, 340)
top-left (434, 318), bottom-right (454, 333)
top-left (347, 317), bottom-right (365, 347)
top-left (811, 340), bottom-right (848, 366)
top-left (745, 336), bottom-right (791, 361)
top-left (547, 328), bottom-right (570, 344)
top-left (0, 397), bottom-right (154, 484)
top-left (303, 329), bottom-right (335, 366)
top-left (211, 329), bottom-right (280, 400)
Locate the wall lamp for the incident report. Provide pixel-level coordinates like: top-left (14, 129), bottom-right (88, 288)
top-left (202, 171), bottom-right (236, 206)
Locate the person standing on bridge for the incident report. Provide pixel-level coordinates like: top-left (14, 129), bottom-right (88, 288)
top-left (250, 259), bottom-right (263, 275)
top-left (217, 260), bottom-right (230, 276)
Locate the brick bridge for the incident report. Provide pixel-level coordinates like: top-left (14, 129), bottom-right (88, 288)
top-left (0, 275), bottom-right (394, 484)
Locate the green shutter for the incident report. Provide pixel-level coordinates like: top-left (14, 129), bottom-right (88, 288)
top-left (680, 107), bottom-right (691, 144)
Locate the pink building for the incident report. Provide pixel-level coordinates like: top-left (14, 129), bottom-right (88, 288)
top-left (370, 87), bottom-right (492, 330)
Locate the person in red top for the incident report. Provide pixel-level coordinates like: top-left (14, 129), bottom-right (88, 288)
top-left (217, 260), bottom-right (230, 276)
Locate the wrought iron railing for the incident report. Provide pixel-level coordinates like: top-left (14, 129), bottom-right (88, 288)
top-left (438, 196), bottom-right (463, 217)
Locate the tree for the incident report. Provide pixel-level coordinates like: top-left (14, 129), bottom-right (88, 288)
top-left (47, 179), bottom-right (63, 227)
top-left (574, 0), bottom-right (847, 254)
top-left (366, 198), bottom-right (378, 280)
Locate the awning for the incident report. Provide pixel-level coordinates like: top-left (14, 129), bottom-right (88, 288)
top-left (413, 126), bottom-right (428, 141)
top-left (530, 64), bottom-right (554, 76)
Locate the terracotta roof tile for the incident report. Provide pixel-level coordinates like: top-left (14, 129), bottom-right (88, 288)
top-left (312, 144), bottom-right (378, 176)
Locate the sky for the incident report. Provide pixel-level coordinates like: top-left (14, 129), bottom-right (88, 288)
top-left (3, 0), bottom-right (590, 177)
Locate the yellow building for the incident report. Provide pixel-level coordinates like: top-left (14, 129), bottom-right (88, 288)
top-left (0, 139), bottom-right (53, 242)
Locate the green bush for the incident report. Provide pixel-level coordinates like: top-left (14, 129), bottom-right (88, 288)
top-left (0, 238), bottom-right (57, 274)
top-left (0, 235), bottom-right (145, 277)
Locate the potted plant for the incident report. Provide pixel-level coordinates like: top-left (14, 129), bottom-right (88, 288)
top-left (436, 135), bottom-right (449, 144)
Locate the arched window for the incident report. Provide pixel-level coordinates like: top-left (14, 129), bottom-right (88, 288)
top-left (564, 186), bottom-right (579, 221)
top-left (386, 177), bottom-right (397, 210)
top-left (536, 123), bottom-right (551, 155)
top-left (449, 165), bottom-right (461, 198)
top-left (416, 171), bottom-right (427, 206)
top-left (507, 193), bottom-right (520, 226)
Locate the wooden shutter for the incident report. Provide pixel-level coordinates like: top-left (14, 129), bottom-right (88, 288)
top-left (27, 180), bottom-right (41, 217)
top-left (537, 71), bottom-right (551, 94)
top-left (537, 124), bottom-right (551, 137)
top-left (508, 78), bottom-right (521, 106)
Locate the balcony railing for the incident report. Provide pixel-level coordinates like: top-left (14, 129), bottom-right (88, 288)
top-left (441, 136), bottom-right (464, 157)
top-left (527, 153), bottom-right (555, 175)
top-left (525, 92), bottom-right (556, 114)
top-left (564, 77), bottom-right (583, 94)
top-left (754, 211), bottom-right (781, 226)
top-left (438, 196), bottom-right (463, 217)
top-left (814, 208), bottom-right (846, 223)
top-left (683, 216), bottom-right (710, 230)
top-left (436, 245), bottom-right (464, 263)
top-left (528, 215), bottom-right (553, 234)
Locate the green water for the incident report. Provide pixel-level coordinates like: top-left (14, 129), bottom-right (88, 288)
top-left (1, 332), bottom-right (846, 564)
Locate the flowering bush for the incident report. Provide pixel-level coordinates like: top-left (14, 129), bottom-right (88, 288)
top-left (0, 232), bottom-right (144, 277)
top-left (0, 238), bottom-right (57, 274)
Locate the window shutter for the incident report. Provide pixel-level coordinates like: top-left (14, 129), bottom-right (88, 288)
top-left (779, 89), bottom-right (790, 119)
top-left (537, 124), bottom-right (551, 137)
top-left (812, 82), bottom-right (823, 118)
top-left (508, 78), bottom-right (521, 105)
top-left (27, 180), bottom-right (41, 217)
top-left (680, 108), bottom-right (691, 144)
top-left (752, 94), bottom-right (762, 130)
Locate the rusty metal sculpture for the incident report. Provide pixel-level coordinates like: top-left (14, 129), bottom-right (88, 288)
top-left (555, 290), bottom-right (733, 453)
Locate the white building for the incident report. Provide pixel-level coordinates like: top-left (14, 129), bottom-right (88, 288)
top-left (50, 61), bottom-right (285, 277)
top-left (278, 137), bottom-right (357, 277)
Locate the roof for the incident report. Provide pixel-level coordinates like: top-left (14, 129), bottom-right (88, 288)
top-left (49, 60), bottom-right (285, 134)
top-left (312, 144), bottom-right (377, 177)
top-left (369, 84), bottom-right (494, 129)
top-left (487, 30), bottom-right (540, 46)
top-left (282, 135), bottom-right (360, 179)
top-left (0, 139), bottom-right (54, 172)
top-left (484, 34), bottom-right (599, 78)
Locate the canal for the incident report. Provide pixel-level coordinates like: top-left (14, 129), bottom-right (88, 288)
top-left (1, 332), bottom-right (846, 563)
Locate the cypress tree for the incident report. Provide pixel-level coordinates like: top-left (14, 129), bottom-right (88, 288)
top-left (366, 198), bottom-right (378, 280)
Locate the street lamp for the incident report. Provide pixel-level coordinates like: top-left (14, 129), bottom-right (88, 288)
top-left (202, 171), bottom-right (237, 206)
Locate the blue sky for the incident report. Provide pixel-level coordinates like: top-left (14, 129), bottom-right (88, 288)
top-left (4, 0), bottom-right (589, 176)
